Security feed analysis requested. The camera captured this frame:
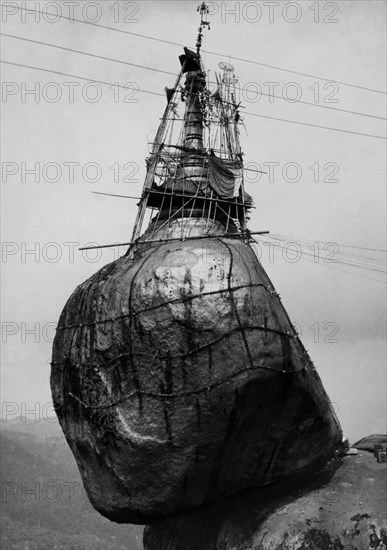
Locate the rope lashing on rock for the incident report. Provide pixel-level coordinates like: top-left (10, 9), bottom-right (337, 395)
top-left (52, 321), bottom-right (300, 367)
top-left (56, 282), bottom-right (278, 331)
top-left (65, 357), bottom-right (312, 412)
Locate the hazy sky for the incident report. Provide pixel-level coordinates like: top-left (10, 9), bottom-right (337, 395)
top-left (1, 0), bottom-right (386, 442)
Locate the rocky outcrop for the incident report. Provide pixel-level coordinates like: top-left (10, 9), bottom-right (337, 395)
top-left (144, 443), bottom-right (387, 550)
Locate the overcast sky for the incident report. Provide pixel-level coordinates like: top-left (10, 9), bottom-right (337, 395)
top-left (1, 0), bottom-right (386, 442)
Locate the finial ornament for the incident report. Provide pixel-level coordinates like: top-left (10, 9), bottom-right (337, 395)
top-left (196, 2), bottom-right (210, 54)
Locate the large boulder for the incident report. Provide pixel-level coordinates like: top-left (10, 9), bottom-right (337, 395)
top-left (144, 441), bottom-right (387, 549)
top-left (51, 217), bottom-right (342, 524)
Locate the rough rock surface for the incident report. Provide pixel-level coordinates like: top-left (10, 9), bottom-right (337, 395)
top-left (51, 218), bottom-right (342, 524)
top-left (144, 445), bottom-right (387, 550)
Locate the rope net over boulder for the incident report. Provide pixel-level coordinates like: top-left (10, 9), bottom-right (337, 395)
top-left (51, 220), bottom-right (342, 524)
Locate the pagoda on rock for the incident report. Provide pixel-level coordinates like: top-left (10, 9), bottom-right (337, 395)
top-left (51, 3), bottom-right (342, 525)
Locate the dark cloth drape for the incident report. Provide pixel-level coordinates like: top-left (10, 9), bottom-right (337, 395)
top-left (208, 155), bottom-right (242, 199)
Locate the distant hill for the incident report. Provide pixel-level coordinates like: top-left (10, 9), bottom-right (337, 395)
top-left (1, 416), bottom-right (143, 550)
top-left (1, 416), bottom-right (62, 439)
